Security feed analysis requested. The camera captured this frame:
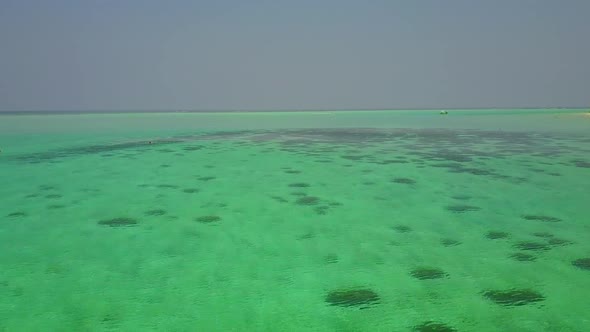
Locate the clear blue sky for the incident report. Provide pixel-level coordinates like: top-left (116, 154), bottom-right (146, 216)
top-left (1, 0), bottom-right (588, 111)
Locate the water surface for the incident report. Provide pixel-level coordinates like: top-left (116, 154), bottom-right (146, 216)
top-left (1, 109), bottom-right (589, 331)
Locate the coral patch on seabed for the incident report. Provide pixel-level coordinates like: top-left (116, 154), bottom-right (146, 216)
top-left (482, 289), bottom-right (545, 307)
top-left (325, 288), bottom-right (380, 309)
top-left (521, 215), bottom-right (562, 222)
top-left (513, 241), bottom-right (551, 252)
top-left (412, 321), bottom-right (458, 332)
top-left (510, 252), bottom-right (537, 262)
top-left (572, 258), bottom-right (590, 270)
top-left (97, 217), bottom-right (138, 227)
top-left (485, 231), bottom-right (509, 239)
top-left (392, 225), bottom-right (412, 233)
top-left (441, 238), bottom-right (461, 247)
top-left (445, 205), bottom-right (481, 213)
top-left (392, 177), bottom-right (416, 184)
top-left (410, 267), bottom-right (448, 280)
top-left (195, 215), bottom-right (221, 223)
top-left (7, 211), bottom-right (27, 218)
top-left (145, 209), bottom-right (167, 216)
top-left (295, 196), bottom-right (320, 206)
top-left (288, 182), bottom-right (311, 188)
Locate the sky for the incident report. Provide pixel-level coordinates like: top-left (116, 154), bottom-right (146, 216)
top-left (0, 0), bottom-right (589, 111)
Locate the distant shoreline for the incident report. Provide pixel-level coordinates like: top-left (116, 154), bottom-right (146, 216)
top-left (0, 108), bottom-right (586, 116)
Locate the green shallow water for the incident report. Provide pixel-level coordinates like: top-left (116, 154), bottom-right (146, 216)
top-left (0, 109), bottom-right (589, 331)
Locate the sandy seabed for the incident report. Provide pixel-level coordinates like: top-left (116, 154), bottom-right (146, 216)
top-left (0, 110), bottom-right (589, 331)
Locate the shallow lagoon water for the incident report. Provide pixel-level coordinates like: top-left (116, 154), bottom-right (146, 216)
top-left (1, 109), bottom-right (589, 331)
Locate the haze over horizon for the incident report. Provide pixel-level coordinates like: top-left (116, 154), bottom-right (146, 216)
top-left (1, 0), bottom-right (589, 112)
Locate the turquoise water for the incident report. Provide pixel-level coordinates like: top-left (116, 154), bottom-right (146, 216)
top-left (1, 109), bottom-right (589, 331)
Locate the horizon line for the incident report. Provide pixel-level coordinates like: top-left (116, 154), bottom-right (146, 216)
top-left (0, 106), bottom-right (588, 115)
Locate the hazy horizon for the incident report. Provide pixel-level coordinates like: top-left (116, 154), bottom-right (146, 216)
top-left (0, 107), bottom-right (587, 114)
top-left (1, 0), bottom-right (589, 111)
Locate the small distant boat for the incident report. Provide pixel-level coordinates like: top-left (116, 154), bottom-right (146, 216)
top-left (439, 110), bottom-right (448, 115)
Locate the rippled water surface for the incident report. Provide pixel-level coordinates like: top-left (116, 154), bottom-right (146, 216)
top-left (1, 110), bottom-right (589, 331)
